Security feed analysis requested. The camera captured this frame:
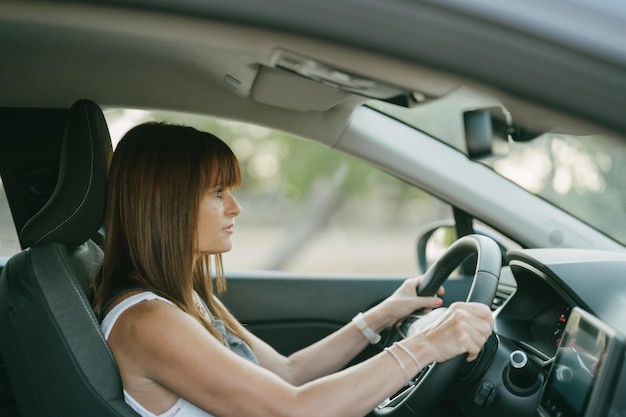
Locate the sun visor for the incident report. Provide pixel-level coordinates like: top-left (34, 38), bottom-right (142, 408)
top-left (251, 66), bottom-right (352, 111)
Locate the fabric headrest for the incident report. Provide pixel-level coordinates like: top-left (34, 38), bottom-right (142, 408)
top-left (20, 99), bottom-right (112, 248)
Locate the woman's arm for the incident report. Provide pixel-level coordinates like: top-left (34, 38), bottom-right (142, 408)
top-left (110, 296), bottom-right (492, 417)
top-left (249, 276), bottom-right (444, 385)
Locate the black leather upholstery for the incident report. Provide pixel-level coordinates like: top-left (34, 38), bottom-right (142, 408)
top-left (0, 100), bottom-right (139, 416)
top-left (20, 100), bottom-right (111, 248)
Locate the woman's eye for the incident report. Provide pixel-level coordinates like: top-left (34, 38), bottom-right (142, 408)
top-left (215, 189), bottom-right (223, 198)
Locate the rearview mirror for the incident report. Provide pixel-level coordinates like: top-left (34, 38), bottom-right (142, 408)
top-left (464, 107), bottom-right (543, 160)
top-left (463, 107), bottom-right (511, 159)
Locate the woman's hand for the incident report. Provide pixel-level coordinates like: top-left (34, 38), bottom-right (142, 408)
top-left (372, 276), bottom-right (444, 328)
top-left (416, 302), bottom-right (494, 362)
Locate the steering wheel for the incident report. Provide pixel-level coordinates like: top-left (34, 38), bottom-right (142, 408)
top-left (375, 234), bottom-right (501, 417)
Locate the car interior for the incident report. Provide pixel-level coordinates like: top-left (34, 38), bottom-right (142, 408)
top-left (1, 2), bottom-right (626, 417)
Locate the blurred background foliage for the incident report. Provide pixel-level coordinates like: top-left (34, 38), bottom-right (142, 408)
top-left (488, 133), bottom-right (626, 245)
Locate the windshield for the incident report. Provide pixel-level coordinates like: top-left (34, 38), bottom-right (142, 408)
top-left (371, 91), bottom-right (626, 246)
top-left (486, 133), bottom-right (626, 245)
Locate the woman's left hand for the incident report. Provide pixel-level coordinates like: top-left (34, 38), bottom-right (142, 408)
top-left (374, 276), bottom-right (444, 327)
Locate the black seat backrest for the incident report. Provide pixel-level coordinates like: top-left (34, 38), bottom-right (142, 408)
top-left (0, 100), bottom-right (139, 416)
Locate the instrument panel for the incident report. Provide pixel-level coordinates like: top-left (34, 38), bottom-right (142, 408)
top-left (495, 265), bottom-right (574, 360)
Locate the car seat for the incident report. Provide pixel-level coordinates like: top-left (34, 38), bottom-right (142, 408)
top-left (0, 99), bottom-right (139, 416)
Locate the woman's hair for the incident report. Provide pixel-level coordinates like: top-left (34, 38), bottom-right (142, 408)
top-left (92, 122), bottom-right (249, 343)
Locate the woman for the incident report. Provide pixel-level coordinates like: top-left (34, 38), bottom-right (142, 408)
top-left (91, 122), bottom-right (493, 417)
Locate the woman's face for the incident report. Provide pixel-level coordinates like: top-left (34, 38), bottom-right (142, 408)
top-left (195, 187), bottom-right (242, 255)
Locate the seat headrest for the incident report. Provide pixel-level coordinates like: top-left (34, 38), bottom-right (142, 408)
top-left (20, 99), bottom-right (112, 248)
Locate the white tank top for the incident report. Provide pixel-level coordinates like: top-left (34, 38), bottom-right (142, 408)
top-left (101, 291), bottom-right (257, 417)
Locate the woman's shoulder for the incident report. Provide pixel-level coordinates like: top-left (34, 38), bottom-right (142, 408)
top-left (102, 290), bottom-right (172, 318)
top-left (109, 291), bottom-right (228, 362)
top-left (101, 290), bottom-right (181, 339)
top-left (111, 291), bottom-right (179, 323)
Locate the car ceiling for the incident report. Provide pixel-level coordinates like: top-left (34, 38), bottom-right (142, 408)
top-left (2, 0), bottom-right (626, 146)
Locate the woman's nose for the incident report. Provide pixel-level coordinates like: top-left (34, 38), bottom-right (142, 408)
top-left (226, 192), bottom-right (242, 217)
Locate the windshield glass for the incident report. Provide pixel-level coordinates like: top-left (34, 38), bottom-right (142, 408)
top-left (485, 132), bottom-right (626, 245)
top-left (370, 91), bottom-right (626, 246)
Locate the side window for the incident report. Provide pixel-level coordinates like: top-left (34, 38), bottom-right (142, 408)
top-left (0, 180), bottom-right (22, 260)
top-left (104, 110), bottom-right (453, 276)
top-left (226, 139), bottom-right (453, 276)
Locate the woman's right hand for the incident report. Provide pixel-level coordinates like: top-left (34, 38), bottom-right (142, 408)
top-left (415, 302), bottom-right (494, 363)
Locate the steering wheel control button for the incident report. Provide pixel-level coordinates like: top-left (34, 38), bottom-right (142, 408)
top-left (474, 381), bottom-right (497, 407)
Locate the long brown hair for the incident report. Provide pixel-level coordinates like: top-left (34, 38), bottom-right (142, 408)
top-left (92, 122), bottom-right (249, 344)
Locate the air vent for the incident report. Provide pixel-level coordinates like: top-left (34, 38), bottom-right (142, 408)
top-left (491, 267), bottom-right (517, 311)
top-left (492, 284), bottom-right (515, 310)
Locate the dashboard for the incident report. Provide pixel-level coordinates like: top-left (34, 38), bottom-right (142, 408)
top-left (492, 249), bottom-right (626, 417)
top-left (384, 247), bottom-right (626, 417)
